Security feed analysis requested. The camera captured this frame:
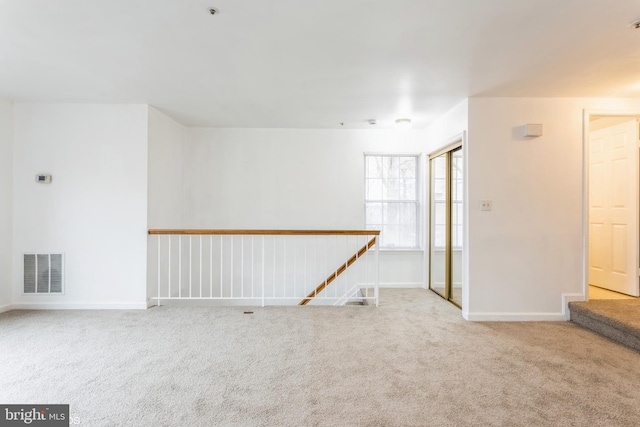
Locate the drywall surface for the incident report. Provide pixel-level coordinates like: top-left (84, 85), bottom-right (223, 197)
top-left (148, 106), bottom-right (183, 229)
top-left (147, 107), bottom-right (184, 306)
top-left (467, 97), bottom-right (640, 320)
top-left (12, 104), bottom-right (149, 308)
top-left (182, 128), bottom-right (428, 287)
top-left (0, 99), bottom-right (13, 311)
top-left (426, 99), bottom-right (468, 153)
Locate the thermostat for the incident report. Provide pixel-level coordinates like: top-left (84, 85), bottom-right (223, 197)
top-left (35, 174), bottom-right (52, 184)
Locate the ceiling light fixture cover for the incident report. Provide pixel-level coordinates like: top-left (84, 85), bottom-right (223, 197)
top-left (395, 118), bottom-right (412, 129)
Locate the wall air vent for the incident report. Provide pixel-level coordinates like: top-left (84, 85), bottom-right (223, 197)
top-left (23, 253), bottom-right (64, 294)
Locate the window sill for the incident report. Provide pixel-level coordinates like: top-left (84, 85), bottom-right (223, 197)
top-left (378, 248), bottom-right (425, 253)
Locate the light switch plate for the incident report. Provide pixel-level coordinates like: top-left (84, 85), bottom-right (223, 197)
top-left (480, 200), bottom-right (492, 211)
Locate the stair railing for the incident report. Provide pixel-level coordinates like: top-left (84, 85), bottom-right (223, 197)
top-left (147, 229), bottom-right (380, 307)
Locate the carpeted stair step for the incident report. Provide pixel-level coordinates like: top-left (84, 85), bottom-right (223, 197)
top-left (569, 299), bottom-right (640, 352)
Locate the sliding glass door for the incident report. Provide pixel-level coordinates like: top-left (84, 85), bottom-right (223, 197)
top-left (429, 144), bottom-right (463, 308)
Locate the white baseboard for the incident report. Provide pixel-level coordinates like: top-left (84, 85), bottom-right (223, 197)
top-left (562, 293), bottom-right (585, 321)
top-left (153, 298), bottom-right (368, 307)
top-left (0, 304), bottom-right (13, 314)
top-left (466, 312), bottom-right (566, 321)
top-left (464, 293), bottom-right (588, 322)
top-left (11, 302), bottom-right (148, 310)
top-left (379, 282), bottom-right (424, 288)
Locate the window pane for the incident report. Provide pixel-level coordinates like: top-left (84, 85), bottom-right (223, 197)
top-left (401, 178), bottom-right (416, 200)
top-left (366, 179), bottom-right (383, 199)
top-left (383, 203), bottom-right (400, 225)
top-left (365, 203), bottom-right (383, 224)
top-left (382, 178), bottom-right (400, 200)
top-left (400, 225), bottom-right (417, 248)
top-left (399, 157), bottom-right (416, 178)
top-left (382, 157), bottom-right (399, 179)
top-left (382, 224), bottom-right (400, 248)
top-left (364, 154), bottom-right (419, 249)
top-left (400, 203), bottom-right (417, 226)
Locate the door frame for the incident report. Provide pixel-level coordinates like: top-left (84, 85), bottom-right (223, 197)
top-left (582, 110), bottom-right (640, 300)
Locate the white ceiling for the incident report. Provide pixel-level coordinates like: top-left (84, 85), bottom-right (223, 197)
top-left (1, 0), bottom-right (640, 129)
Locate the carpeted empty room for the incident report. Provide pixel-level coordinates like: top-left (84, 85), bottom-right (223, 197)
top-left (1, 289), bottom-right (639, 426)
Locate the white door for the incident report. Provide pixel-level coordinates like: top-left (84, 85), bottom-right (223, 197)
top-left (589, 119), bottom-right (640, 296)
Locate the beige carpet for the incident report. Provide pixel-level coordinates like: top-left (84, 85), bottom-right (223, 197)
top-left (1, 289), bottom-right (640, 426)
top-left (571, 299), bottom-right (640, 332)
top-left (570, 298), bottom-right (640, 352)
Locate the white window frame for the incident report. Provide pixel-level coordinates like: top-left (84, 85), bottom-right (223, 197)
top-left (364, 153), bottom-right (421, 250)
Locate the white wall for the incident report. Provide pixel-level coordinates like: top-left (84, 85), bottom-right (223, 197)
top-left (466, 97), bottom-right (640, 320)
top-left (147, 107), bottom-right (184, 306)
top-left (426, 99), bottom-right (468, 153)
top-left (0, 100), bottom-right (13, 312)
top-left (12, 104), bottom-right (149, 308)
top-left (148, 106), bottom-right (183, 228)
top-left (182, 128), bottom-right (428, 287)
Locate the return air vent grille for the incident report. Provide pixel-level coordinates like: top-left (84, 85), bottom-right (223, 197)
top-left (23, 253), bottom-right (64, 294)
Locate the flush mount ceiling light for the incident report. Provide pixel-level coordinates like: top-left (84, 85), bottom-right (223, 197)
top-left (629, 19), bottom-right (640, 28)
top-left (395, 118), bottom-right (412, 129)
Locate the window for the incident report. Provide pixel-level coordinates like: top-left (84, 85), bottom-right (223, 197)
top-left (365, 154), bottom-right (419, 249)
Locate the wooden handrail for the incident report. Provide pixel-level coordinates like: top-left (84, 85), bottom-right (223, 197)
top-left (299, 236), bottom-right (377, 305)
top-left (148, 229), bottom-right (380, 236)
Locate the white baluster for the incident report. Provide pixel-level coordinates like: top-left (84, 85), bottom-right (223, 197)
top-left (157, 236), bottom-right (161, 306)
top-left (374, 235), bottom-right (379, 307)
top-left (261, 236), bottom-right (265, 307)
top-left (210, 235), bottom-right (213, 299)
top-left (231, 236), bottom-right (234, 299)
